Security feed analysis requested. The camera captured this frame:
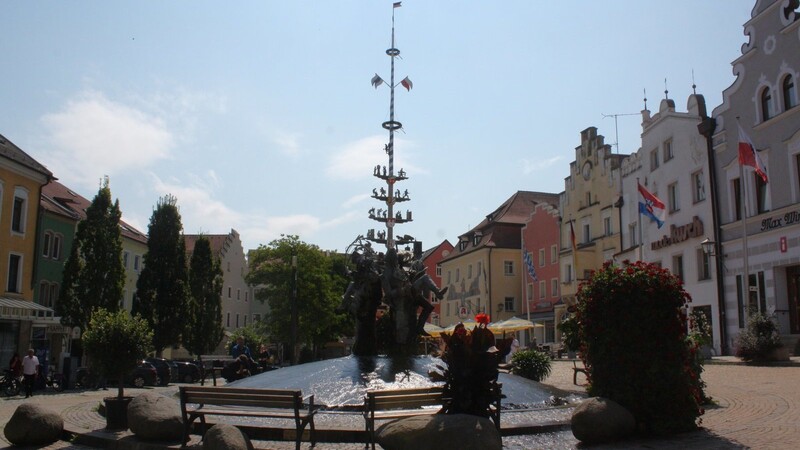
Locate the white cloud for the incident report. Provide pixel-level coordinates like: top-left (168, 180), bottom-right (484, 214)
top-left (40, 90), bottom-right (174, 189)
top-left (270, 131), bottom-right (301, 156)
top-left (326, 135), bottom-right (424, 180)
top-left (342, 193), bottom-right (371, 209)
top-left (522, 156), bottom-right (562, 174)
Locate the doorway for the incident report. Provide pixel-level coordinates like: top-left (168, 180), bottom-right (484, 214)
top-left (787, 266), bottom-right (800, 334)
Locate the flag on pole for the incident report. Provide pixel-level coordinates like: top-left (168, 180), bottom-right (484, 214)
top-left (371, 74), bottom-right (384, 89)
top-left (393, 2), bottom-right (402, 8)
top-left (569, 220), bottom-right (579, 282)
top-left (638, 182), bottom-right (666, 228)
top-left (400, 76), bottom-right (413, 91)
top-left (737, 123), bottom-right (768, 183)
top-left (522, 248), bottom-right (538, 281)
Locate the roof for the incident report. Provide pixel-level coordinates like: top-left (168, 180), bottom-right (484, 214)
top-left (0, 133), bottom-right (54, 180)
top-left (40, 180), bottom-right (147, 244)
top-left (420, 239), bottom-right (452, 262)
top-left (441, 191), bottom-right (559, 262)
top-left (185, 229), bottom-right (241, 258)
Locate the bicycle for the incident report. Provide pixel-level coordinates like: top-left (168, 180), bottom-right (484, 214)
top-left (40, 371), bottom-right (64, 392)
top-left (1, 370), bottom-right (21, 396)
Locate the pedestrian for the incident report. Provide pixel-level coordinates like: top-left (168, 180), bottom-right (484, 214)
top-left (22, 349), bottom-right (39, 398)
top-left (507, 336), bottom-right (520, 363)
top-left (9, 352), bottom-right (21, 378)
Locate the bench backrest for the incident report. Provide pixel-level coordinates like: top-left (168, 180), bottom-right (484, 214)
top-left (366, 386), bottom-right (444, 411)
top-left (180, 386), bottom-right (303, 410)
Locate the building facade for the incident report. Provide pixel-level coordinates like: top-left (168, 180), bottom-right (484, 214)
top-left (438, 191), bottom-right (559, 328)
top-left (420, 239), bottom-right (453, 327)
top-left (521, 201), bottom-right (561, 346)
top-left (710, 0), bottom-right (800, 351)
top-left (0, 134), bottom-right (54, 366)
top-left (619, 95), bottom-right (722, 354)
top-left (558, 127), bottom-right (627, 340)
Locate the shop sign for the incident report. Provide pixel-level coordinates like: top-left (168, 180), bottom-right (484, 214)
top-left (761, 209), bottom-right (800, 231)
top-left (780, 236), bottom-right (788, 253)
top-left (651, 216), bottom-right (704, 250)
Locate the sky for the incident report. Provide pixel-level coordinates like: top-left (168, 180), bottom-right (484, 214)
top-left (2, 1), bottom-right (756, 253)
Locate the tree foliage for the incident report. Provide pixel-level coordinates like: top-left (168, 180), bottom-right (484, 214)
top-left (246, 235), bottom-right (350, 355)
top-left (132, 195), bottom-right (189, 355)
top-left (184, 236), bottom-right (225, 358)
top-left (56, 181), bottom-right (125, 331)
top-left (82, 308), bottom-right (153, 399)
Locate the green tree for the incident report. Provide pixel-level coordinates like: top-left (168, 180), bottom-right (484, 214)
top-left (82, 308), bottom-right (153, 399)
top-left (132, 195), bottom-right (189, 356)
top-left (184, 236), bottom-right (225, 359)
top-left (246, 235), bottom-right (349, 360)
top-left (56, 181), bottom-right (125, 331)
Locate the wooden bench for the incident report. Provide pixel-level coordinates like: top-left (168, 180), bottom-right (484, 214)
top-left (572, 360), bottom-right (588, 385)
top-left (179, 386), bottom-right (318, 450)
top-left (364, 385), bottom-right (501, 449)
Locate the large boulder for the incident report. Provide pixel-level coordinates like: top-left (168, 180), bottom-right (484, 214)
top-left (4, 403), bottom-right (63, 446)
top-left (571, 397), bottom-right (635, 444)
top-left (377, 414), bottom-right (501, 450)
top-left (127, 392), bottom-right (183, 441)
top-left (203, 424), bottom-right (254, 450)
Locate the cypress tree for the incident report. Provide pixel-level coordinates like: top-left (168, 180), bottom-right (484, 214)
top-left (133, 194), bottom-right (189, 355)
top-left (56, 180), bottom-right (125, 331)
top-left (184, 236), bottom-right (224, 359)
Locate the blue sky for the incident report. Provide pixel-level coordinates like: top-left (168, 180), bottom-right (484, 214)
top-left (2, 1), bottom-right (754, 252)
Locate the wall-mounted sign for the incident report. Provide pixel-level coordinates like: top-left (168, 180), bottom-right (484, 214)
top-left (780, 236), bottom-right (788, 253)
top-left (761, 209), bottom-right (800, 231)
top-left (650, 216), bottom-right (705, 250)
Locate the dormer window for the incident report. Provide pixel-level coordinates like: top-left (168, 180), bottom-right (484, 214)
top-left (459, 241), bottom-right (468, 251)
top-left (473, 234), bottom-right (482, 246)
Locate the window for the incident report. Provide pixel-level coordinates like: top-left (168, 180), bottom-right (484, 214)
top-left (733, 177), bottom-right (742, 220)
top-left (236, 314), bottom-right (239, 328)
top-left (39, 281), bottom-right (49, 306)
top-left (565, 264), bottom-right (573, 283)
top-left (629, 223), bottom-right (637, 247)
top-left (134, 255), bottom-right (140, 271)
top-left (526, 283), bottom-right (533, 300)
top-left (11, 189), bottom-right (28, 233)
top-left (436, 265), bottom-right (442, 277)
top-left (783, 74), bottom-right (796, 110)
top-left (477, 262), bottom-right (482, 277)
top-left (244, 315), bottom-right (248, 326)
top-left (468, 265), bottom-right (473, 279)
top-left (551, 278), bottom-right (558, 297)
top-left (237, 289), bottom-right (241, 300)
top-left (539, 280), bottom-right (546, 299)
top-left (245, 291), bottom-right (249, 302)
top-left (761, 87), bottom-right (774, 121)
top-left (663, 139), bottom-right (674, 162)
top-left (697, 249), bottom-right (711, 281)
top-left (755, 173), bottom-right (768, 214)
top-left (650, 148), bottom-right (660, 170)
top-left (447, 271), bottom-right (451, 284)
top-left (503, 261), bottom-right (514, 276)
top-left (42, 232), bottom-right (52, 257)
top-left (504, 297), bottom-right (514, 312)
top-left (692, 171), bottom-right (706, 203)
top-left (582, 223), bottom-right (590, 244)
top-left (668, 182), bottom-right (680, 213)
top-left (550, 245), bottom-right (557, 264)
top-left (539, 248), bottom-right (545, 267)
top-left (672, 254), bottom-right (684, 281)
top-left (226, 313), bottom-right (231, 327)
top-left (455, 268), bottom-right (460, 282)
top-left (123, 251), bottom-right (130, 268)
top-left (7, 254), bottom-right (22, 293)
top-left (585, 191), bottom-right (592, 206)
top-left (473, 234), bottom-right (481, 246)
top-left (228, 287), bottom-right (232, 298)
top-left (52, 234), bottom-right (62, 260)
top-left (603, 216), bottom-right (612, 236)
top-left (50, 283), bottom-right (59, 308)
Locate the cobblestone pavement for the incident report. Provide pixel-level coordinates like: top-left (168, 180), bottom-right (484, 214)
top-left (1, 357), bottom-right (798, 449)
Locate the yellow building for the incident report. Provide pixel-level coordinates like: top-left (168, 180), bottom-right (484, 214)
top-left (557, 127), bottom-right (628, 332)
top-left (0, 134), bottom-right (55, 359)
top-left (438, 191), bottom-right (559, 328)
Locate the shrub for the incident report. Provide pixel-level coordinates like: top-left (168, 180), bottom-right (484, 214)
top-left (735, 312), bottom-right (783, 362)
top-left (510, 349), bottom-right (552, 381)
top-left (577, 261), bottom-right (703, 435)
top-left (558, 314), bottom-right (581, 351)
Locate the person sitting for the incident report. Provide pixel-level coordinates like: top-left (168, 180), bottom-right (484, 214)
top-left (230, 337), bottom-right (252, 360)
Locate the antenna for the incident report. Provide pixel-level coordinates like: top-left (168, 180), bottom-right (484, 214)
top-left (601, 112), bottom-right (639, 154)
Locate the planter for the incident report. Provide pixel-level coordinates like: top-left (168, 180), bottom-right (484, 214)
top-left (104, 396), bottom-right (133, 430)
top-left (767, 346), bottom-right (790, 362)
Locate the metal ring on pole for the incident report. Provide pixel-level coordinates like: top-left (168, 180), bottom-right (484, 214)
top-left (382, 120), bottom-right (402, 130)
top-left (386, 48), bottom-right (400, 57)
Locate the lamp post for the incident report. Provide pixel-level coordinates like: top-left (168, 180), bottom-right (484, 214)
top-left (290, 254), bottom-right (298, 365)
top-left (700, 237), bottom-right (727, 355)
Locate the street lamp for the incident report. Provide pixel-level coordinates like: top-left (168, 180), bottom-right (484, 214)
top-left (700, 238), bottom-right (716, 257)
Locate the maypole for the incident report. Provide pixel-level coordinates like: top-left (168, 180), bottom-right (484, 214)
top-left (367, 1), bottom-right (414, 251)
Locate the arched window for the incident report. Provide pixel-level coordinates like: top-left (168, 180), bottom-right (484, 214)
top-left (783, 74), bottom-right (797, 111)
top-left (761, 87), bottom-right (774, 121)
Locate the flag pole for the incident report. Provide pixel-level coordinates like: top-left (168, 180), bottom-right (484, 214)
top-left (737, 118), bottom-right (752, 317)
top-left (637, 178), bottom-right (643, 261)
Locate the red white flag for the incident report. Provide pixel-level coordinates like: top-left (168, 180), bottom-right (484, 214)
top-left (737, 123), bottom-right (768, 183)
top-left (400, 76), bottom-right (413, 91)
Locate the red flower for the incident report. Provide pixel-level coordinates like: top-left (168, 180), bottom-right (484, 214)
top-left (475, 313), bottom-right (490, 325)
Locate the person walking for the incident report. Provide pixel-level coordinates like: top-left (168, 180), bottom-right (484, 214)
top-left (22, 349), bottom-right (39, 398)
top-left (9, 352), bottom-right (21, 378)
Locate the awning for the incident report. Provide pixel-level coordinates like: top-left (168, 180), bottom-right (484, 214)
top-left (0, 298), bottom-right (55, 320)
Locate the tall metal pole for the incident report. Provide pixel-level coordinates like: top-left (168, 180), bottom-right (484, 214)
top-left (290, 254), bottom-right (298, 365)
top-left (385, 6), bottom-right (400, 249)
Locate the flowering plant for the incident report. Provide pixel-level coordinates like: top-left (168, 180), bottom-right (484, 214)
top-left (577, 260), bottom-right (704, 434)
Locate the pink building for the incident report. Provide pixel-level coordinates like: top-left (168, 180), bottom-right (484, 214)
top-left (521, 201), bottom-right (561, 346)
top-left (419, 240), bottom-right (453, 326)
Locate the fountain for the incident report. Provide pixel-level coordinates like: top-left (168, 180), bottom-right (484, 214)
top-left (231, 3), bottom-right (560, 412)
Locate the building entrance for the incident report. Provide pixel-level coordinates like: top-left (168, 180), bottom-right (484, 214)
top-left (787, 266), bottom-right (800, 334)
